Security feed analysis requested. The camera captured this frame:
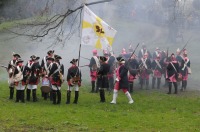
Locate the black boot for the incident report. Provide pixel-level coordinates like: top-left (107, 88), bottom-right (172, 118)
top-left (66, 90), bottom-right (71, 104)
top-left (146, 79), bottom-right (149, 90)
top-left (95, 81), bottom-right (99, 93)
top-left (185, 81), bottom-right (187, 90)
top-left (73, 91), bottom-right (79, 104)
top-left (52, 90), bottom-right (56, 104)
top-left (26, 89), bottom-right (31, 101)
top-left (9, 87), bottom-right (14, 99)
top-left (152, 77), bottom-right (156, 89)
top-left (57, 90), bottom-right (61, 104)
top-left (15, 90), bottom-right (20, 102)
top-left (99, 89), bottom-right (105, 102)
top-left (32, 89), bottom-right (37, 102)
top-left (157, 78), bottom-right (161, 89)
top-left (90, 81), bottom-right (95, 93)
top-left (21, 90), bottom-right (25, 103)
top-left (167, 82), bottom-right (172, 94)
top-left (129, 82), bottom-right (133, 93)
top-left (174, 82), bottom-right (178, 94)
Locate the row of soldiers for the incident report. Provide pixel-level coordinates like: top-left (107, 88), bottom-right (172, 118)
top-left (88, 44), bottom-right (191, 97)
top-left (6, 50), bottom-right (82, 104)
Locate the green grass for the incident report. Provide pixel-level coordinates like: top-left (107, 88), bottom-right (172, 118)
top-left (0, 81), bottom-right (200, 131)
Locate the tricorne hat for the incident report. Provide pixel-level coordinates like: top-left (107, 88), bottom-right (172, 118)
top-left (116, 56), bottom-right (125, 64)
top-left (16, 58), bottom-right (24, 64)
top-left (99, 56), bottom-right (107, 62)
top-left (47, 50), bottom-right (54, 55)
top-left (12, 52), bottom-right (21, 58)
top-left (70, 59), bottom-right (78, 64)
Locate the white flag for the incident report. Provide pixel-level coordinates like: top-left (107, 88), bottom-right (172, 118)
top-left (81, 5), bottom-right (117, 49)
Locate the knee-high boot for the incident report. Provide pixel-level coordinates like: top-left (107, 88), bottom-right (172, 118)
top-left (129, 82), bottom-right (133, 93)
top-left (185, 80), bottom-right (187, 90)
top-left (26, 89), bottom-right (31, 101)
top-left (146, 79), bottom-right (149, 90)
top-left (16, 90), bottom-right (20, 102)
top-left (173, 82), bottom-right (178, 94)
top-left (73, 91), bottom-right (79, 104)
top-left (66, 90), bottom-right (71, 104)
top-left (99, 89), bottom-right (105, 102)
top-left (125, 91), bottom-right (134, 104)
top-left (110, 89), bottom-right (118, 104)
top-left (157, 78), bottom-right (161, 89)
top-left (32, 89), bottom-right (37, 102)
top-left (21, 90), bottom-right (25, 103)
top-left (52, 90), bottom-right (56, 104)
top-left (167, 82), bottom-right (172, 94)
top-left (9, 87), bottom-right (14, 99)
top-left (152, 77), bottom-right (156, 89)
top-left (57, 90), bottom-right (61, 104)
top-left (90, 81), bottom-right (95, 93)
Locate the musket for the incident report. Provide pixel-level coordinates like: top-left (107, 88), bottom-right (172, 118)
top-left (80, 56), bottom-right (90, 61)
top-left (79, 64), bottom-right (89, 68)
top-left (0, 65), bottom-right (8, 69)
top-left (178, 37), bottom-right (192, 56)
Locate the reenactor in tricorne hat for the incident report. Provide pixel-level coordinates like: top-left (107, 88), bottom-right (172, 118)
top-left (13, 58), bottom-right (26, 103)
top-left (110, 56), bottom-right (134, 104)
top-left (48, 55), bottom-right (64, 104)
top-left (166, 53), bottom-right (180, 94)
top-left (180, 51), bottom-right (191, 91)
top-left (26, 55), bottom-right (41, 102)
top-left (88, 49), bottom-right (100, 93)
top-left (96, 56), bottom-right (110, 103)
top-left (127, 53), bottom-right (139, 93)
top-left (40, 50), bottom-right (54, 100)
top-left (7, 53), bottom-right (21, 100)
top-left (151, 54), bottom-right (163, 89)
top-left (138, 52), bottom-right (152, 89)
top-left (66, 59), bottom-right (81, 104)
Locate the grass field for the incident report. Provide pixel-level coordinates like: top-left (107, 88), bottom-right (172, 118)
top-left (0, 81), bottom-right (200, 132)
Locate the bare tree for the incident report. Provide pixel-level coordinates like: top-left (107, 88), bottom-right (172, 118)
top-left (8, 0), bottom-right (112, 47)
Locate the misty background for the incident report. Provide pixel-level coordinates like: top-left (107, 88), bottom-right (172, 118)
top-left (0, 0), bottom-right (200, 90)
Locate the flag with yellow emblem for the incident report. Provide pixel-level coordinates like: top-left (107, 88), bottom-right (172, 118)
top-left (81, 5), bottom-right (117, 49)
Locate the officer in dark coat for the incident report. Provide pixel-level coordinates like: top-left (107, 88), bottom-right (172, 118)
top-left (166, 53), bottom-right (180, 94)
top-left (26, 55), bottom-right (41, 102)
top-left (110, 57), bottom-right (134, 104)
top-left (48, 55), bottom-right (64, 104)
top-left (7, 53), bottom-right (21, 99)
top-left (127, 54), bottom-right (139, 93)
top-left (97, 56), bottom-right (110, 102)
top-left (66, 59), bottom-right (81, 104)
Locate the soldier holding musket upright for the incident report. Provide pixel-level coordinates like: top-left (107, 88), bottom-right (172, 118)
top-left (128, 53), bottom-right (139, 93)
top-left (151, 55), bottom-right (163, 89)
top-left (66, 59), bottom-right (82, 104)
top-left (110, 57), bottom-right (134, 104)
top-left (166, 53), bottom-right (180, 94)
top-left (138, 52), bottom-right (152, 89)
top-left (7, 53), bottom-right (21, 100)
top-left (48, 55), bottom-right (64, 105)
top-left (180, 51), bottom-right (191, 91)
top-left (26, 55), bottom-right (41, 102)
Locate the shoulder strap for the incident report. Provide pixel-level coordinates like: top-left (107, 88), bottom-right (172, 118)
top-left (170, 62), bottom-right (177, 73)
